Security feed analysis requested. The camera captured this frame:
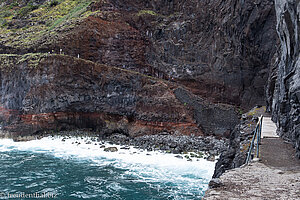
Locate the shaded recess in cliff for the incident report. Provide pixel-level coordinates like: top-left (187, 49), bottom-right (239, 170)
top-left (266, 0), bottom-right (300, 158)
top-left (127, 0), bottom-right (278, 108)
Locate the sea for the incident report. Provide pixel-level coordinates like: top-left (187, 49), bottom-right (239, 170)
top-left (0, 136), bottom-right (215, 199)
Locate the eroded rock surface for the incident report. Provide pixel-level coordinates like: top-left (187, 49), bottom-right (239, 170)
top-left (212, 106), bottom-right (266, 178)
top-left (0, 54), bottom-right (238, 137)
top-left (0, 0), bottom-right (278, 109)
top-left (0, 0), bottom-right (281, 141)
top-left (266, 0), bottom-right (300, 158)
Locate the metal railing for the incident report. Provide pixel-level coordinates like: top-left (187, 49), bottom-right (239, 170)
top-left (245, 115), bottom-right (263, 164)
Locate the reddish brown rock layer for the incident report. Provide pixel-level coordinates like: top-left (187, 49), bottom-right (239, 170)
top-left (0, 0), bottom-right (278, 109)
top-left (0, 54), bottom-right (238, 137)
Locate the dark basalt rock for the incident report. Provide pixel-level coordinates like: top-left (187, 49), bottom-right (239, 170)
top-left (174, 88), bottom-right (239, 136)
top-left (212, 106), bottom-right (266, 178)
top-left (114, 0), bottom-right (278, 108)
top-left (104, 147), bottom-right (118, 152)
top-left (0, 54), bottom-right (239, 137)
top-left (0, 0), bottom-right (278, 110)
top-left (0, 0), bottom-right (288, 161)
top-left (103, 133), bottom-right (228, 155)
top-left (266, 0), bottom-right (300, 158)
top-left (209, 178), bottom-right (224, 189)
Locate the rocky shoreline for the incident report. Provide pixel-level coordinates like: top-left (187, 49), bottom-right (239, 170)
top-left (0, 105), bottom-right (264, 173)
top-left (1, 130), bottom-right (228, 162)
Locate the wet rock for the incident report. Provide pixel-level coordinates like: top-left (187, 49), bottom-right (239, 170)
top-left (104, 147), bottom-right (118, 152)
top-left (169, 143), bottom-right (177, 148)
top-left (208, 178), bottom-right (223, 188)
top-left (175, 155), bottom-right (183, 159)
top-left (172, 149), bottom-right (181, 154)
top-left (207, 155), bottom-right (216, 162)
top-left (103, 134), bottom-right (228, 156)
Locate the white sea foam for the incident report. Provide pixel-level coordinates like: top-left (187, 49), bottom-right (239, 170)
top-left (0, 136), bottom-right (216, 196)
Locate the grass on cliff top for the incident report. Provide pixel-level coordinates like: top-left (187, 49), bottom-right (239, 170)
top-left (0, 53), bottom-right (50, 69)
top-left (0, 0), bottom-right (97, 49)
top-left (0, 53), bottom-right (168, 85)
top-left (49, 0), bottom-right (92, 30)
top-left (0, 0), bottom-right (93, 27)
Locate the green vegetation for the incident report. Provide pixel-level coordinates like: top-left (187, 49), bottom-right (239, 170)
top-left (0, 54), bottom-right (18, 69)
top-left (17, 2), bottom-right (39, 17)
top-left (0, 0), bottom-right (98, 49)
top-left (49, 0), bottom-right (59, 7)
top-left (247, 106), bottom-right (266, 117)
top-left (0, 53), bottom-right (49, 70)
top-left (137, 10), bottom-right (157, 16)
top-left (49, 0), bottom-right (92, 30)
top-left (238, 108), bottom-right (244, 115)
top-left (17, 53), bottom-right (49, 68)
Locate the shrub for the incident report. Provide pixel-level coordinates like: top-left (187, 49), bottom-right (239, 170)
top-left (17, 3), bottom-right (39, 18)
top-left (0, 19), bottom-right (7, 27)
top-left (49, 0), bottom-right (59, 7)
top-left (137, 10), bottom-right (157, 16)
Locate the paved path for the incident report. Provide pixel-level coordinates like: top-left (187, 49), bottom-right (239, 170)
top-left (260, 116), bottom-right (300, 171)
top-left (204, 162), bottom-right (300, 200)
top-left (261, 117), bottom-right (279, 138)
top-left (260, 138), bottom-right (300, 171)
top-left (205, 114), bottom-right (300, 199)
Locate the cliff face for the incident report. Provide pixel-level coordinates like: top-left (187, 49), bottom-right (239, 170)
top-left (0, 54), bottom-right (239, 137)
top-left (213, 0), bottom-right (299, 178)
top-left (267, 0), bottom-right (300, 158)
top-left (0, 0), bottom-right (278, 137)
top-left (0, 0), bottom-right (278, 108)
top-left (138, 0), bottom-right (278, 107)
top-left (212, 106), bottom-right (266, 178)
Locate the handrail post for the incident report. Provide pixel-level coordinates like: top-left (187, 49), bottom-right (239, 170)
top-left (246, 115), bottom-right (263, 164)
top-left (246, 125), bottom-right (258, 164)
top-left (259, 116), bottom-right (263, 144)
top-left (256, 116), bottom-right (263, 158)
top-left (256, 117), bottom-right (261, 158)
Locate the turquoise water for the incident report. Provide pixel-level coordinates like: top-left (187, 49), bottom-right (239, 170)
top-left (0, 137), bottom-right (215, 200)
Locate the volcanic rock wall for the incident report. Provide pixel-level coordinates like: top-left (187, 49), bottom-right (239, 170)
top-left (0, 0), bottom-right (280, 138)
top-left (267, 0), bottom-right (300, 158)
top-left (213, 0), bottom-right (299, 178)
top-left (0, 0), bottom-right (278, 109)
top-left (0, 54), bottom-right (238, 137)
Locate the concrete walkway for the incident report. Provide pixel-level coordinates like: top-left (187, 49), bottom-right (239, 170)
top-left (260, 116), bottom-right (300, 171)
top-left (204, 114), bottom-right (300, 199)
top-left (261, 117), bottom-right (279, 138)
